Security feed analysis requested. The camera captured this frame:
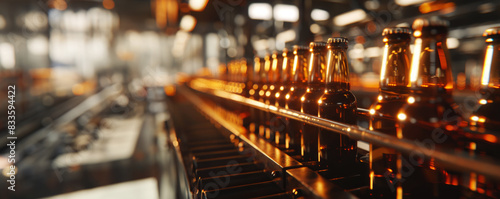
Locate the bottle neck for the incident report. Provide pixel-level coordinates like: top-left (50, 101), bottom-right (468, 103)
top-left (271, 56), bottom-right (283, 84)
top-left (259, 58), bottom-right (269, 84)
top-left (292, 53), bottom-right (309, 85)
top-left (325, 47), bottom-right (349, 92)
top-left (409, 35), bottom-right (453, 92)
top-left (282, 55), bottom-right (294, 84)
top-left (308, 49), bottom-right (327, 85)
top-left (380, 40), bottom-right (411, 92)
top-left (253, 60), bottom-right (260, 83)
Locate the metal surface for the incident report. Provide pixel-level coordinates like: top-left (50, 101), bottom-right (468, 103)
top-left (189, 80), bottom-right (500, 181)
top-left (177, 86), bottom-right (354, 198)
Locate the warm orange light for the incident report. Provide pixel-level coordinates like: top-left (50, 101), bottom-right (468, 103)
top-left (397, 186), bottom-right (403, 199)
top-left (410, 38), bottom-right (422, 86)
top-left (484, 134), bottom-right (497, 143)
top-left (397, 113), bottom-right (407, 121)
top-left (380, 44), bottom-right (389, 82)
top-left (103, 0), bottom-right (115, 9)
top-left (155, 0), bottom-right (168, 28)
top-left (72, 84), bottom-right (85, 96)
top-left (478, 117), bottom-right (486, 123)
top-left (369, 108), bottom-right (375, 115)
top-left (470, 172), bottom-right (477, 191)
top-left (369, 171), bottom-right (374, 190)
top-left (419, 2), bottom-right (455, 14)
top-left (164, 85), bottom-right (176, 96)
top-left (471, 115), bottom-right (479, 122)
top-left (482, 45), bottom-right (494, 86)
top-left (407, 96), bottom-right (415, 104)
top-left (413, 31), bottom-right (421, 37)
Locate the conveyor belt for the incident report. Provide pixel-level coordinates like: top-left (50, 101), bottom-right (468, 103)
top-left (169, 98), bottom-right (292, 199)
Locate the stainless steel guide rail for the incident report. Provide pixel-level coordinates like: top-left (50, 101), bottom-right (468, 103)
top-left (187, 78), bottom-right (500, 181)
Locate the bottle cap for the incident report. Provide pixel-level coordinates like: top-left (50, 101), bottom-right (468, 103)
top-left (382, 27), bottom-right (412, 36)
top-left (309, 41), bottom-right (327, 48)
top-left (327, 37), bottom-right (348, 44)
top-left (293, 45), bottom-right (309, 51)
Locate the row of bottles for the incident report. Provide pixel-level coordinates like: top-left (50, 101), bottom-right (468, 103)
top-left (189, 17), bottom-right (500, 199)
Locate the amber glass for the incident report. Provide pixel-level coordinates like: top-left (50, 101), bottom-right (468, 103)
top-left (266, 51), bottom-right (286, 145)
top-left (249, 56), bottom-right (262, 135)
top-left (277, 48), bottom-right (294, 108)
top-left (468, 28), bottom-right (500, 198)
top-left (239, 58), bottom-right (251, 129)
top-left (258, 54), bottom-right (272, 138)
top-left (301, 42), bottom-right (327, 162)
top-left (240, 58), bottom-right (249, 97)
top-left (275, 48), bottom-right (294, 147)
top-left (397, 18), bottom-right (463, 198)
top-left (368, 27), bottom-right (411, 198)
top-left (269, 51), bottom-right (283, 105)
top-left (472, 27), bottom-right (500, 132)
top-left (318, 37), bottom-right (357, 176)
top-left (285, 45), bottom-right (309, 153)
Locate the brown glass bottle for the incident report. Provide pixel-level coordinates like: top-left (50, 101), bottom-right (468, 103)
top-left (318, 37), bottom-right (357, 175)
top-left (268, 51), bottom-right (285, 144)
top-left (240, 58), bottom-right (251, 129)
top-left (259, 54), bottom-right (272, 137)
top-left (275, 48), bottom-right (294, 147)
top-left (285, 45), bottom-right (309, 154)
top-left (468, 27), bottom-right (500, 198)
top-left (301, 41), bottom-right (327, 162)
top-left (471, 27), bottom-right (500, 133)
top-left (249, 56), bottom-right (262, 135)
top-left (397, 17), bottom-right (463, 198)
top-left (368, 27), bottom-right (412, 198)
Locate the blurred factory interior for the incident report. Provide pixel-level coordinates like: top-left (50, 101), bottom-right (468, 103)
top-left (1, 0), bottom-right (500, 198)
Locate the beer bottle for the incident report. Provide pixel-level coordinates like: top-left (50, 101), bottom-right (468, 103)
top-left (471, 27), bottom-right (500, 133)
top-left (249, 56), bottom-right (262, 135)
top-left (240, 58), bottom-right (251, 129)
top-left (259, 54), bottom-right (272, 137)
top-left (397, 17), bottom-right (462, 198)
top-left (269, 51), bottom-right (285, 144)
top-left (318, 37), bottom-right (357, 175)
top-left (285, 45), bottom-right (309, 154)
top-left (368, 27), bottom-right (412, 198)
top-left (468, 27), bottom-right (500, 198)
top-left (301, 41), bottom-right (327, 162)
top-left (275, 48), bottom-right (294, 148)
